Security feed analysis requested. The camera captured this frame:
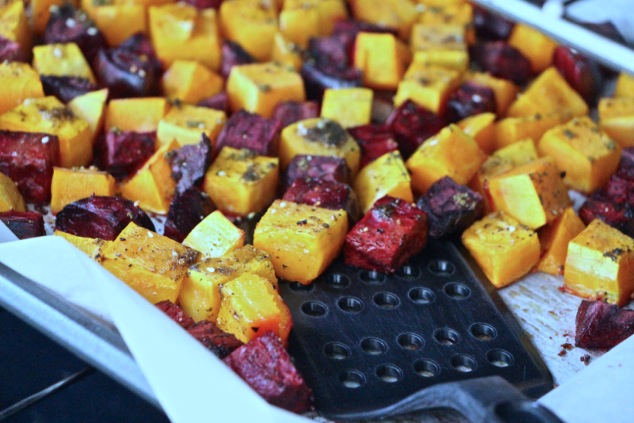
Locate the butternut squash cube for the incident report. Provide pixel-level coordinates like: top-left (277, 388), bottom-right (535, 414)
top-left (217, 272), bottom-right (291, 343)
top-left (149, 4), bottom-right (221, 70)
top-left (417, 3), bottom-right (474, 43)
top-left (321, 88), bottom-right (372, 129)
top-left (119, 140), bottom-right (179, 214)
top-left (31, 0), bottom-right (64, 34)
top-left (0, 0), bottom-right (31, 59)
top-left (203, 147), bottom-right (279, 216)
top-left (394, 63), bottom-right (462, 115)
top-left (508, 24), bottom-right (557, 73)
top-left (564, 219), bottom-right (634, 306)
top-left (50, 167), bottom-right (116, 213)
top-left (538, 116), bottom-right (621, 193)
top-left (353, 32), bottom-right (409, 90)
top-left (54, 230), bottom-right (107, 260)
top-left (0, 61), bottom-right (44, 115)
top-left (226, 62), bottom-right (305, 119)
top-left (100, 222), bottom-right (199, 304)
top-left (278, 7), bottom-right (320, 48)
top-left (94, 4), bottom-right (147, 47)
top-left (0, 171), bottom-right (25, 212)
top-left (349, 0), bottom-right (417, 39)
top-left (464, 72), bottom-right (519, 116)
top-left (457, 112), bottom-right (496, 154)
top-left (410, 23), bottom-right (466, 53)
top-left (219, 0), bottom-right (277, 62)
top-left (486, 157), bottom-right (571, 229)
top-left (254, 200), bottom-right (347, 284)
top-left (494, 113), bottom-right (562, 149)
top-left (614, 72), bottom-right (634, 98)
top-left (32, 43), bottom-right (96, 83)
top-left (412, 50), bottom-right (469, 72)
top-left (0, 96), bottom-right (92, 168)
top-left (68, 89), bottom-right (109, 143)
top-left (507, 67), bottom-right (589, 119)
top-left (462, 212), bottom-right (540, 288)
top-left (353, 151), bottom-right (413, 213)
top-left (271, 31), bottom-right (303, 71)
top-left (157, 105), bottom-right (226, 147)
top-left (598, 97), bottom-right (634, 148)
top-left (182, 210), bottom-right (245, 258)
top-left (161, 60), bottom-right (223, 104)
top-left (406, 124), bottom-right (485, 193)
top-left (283, 0), bottom-right (347, 36)
top-left (537, 207), bottom-right (585, 276)
top-left (105, 97), bottom-right (171, 132)
top-left (279, 118), bottom-right (361, 175)
top-left (180, 245), bottom-right (277, 322)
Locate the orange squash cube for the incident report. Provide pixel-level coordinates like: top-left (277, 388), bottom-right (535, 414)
top-left (406, 124), bottom-right (485, 193)
top-left (508, 24), bottom-right (557, 73)
top-left (417, 3), bottom-right (474, 43)
top-left (226, 62), bottom-right (305, 119)
top-left (614, 72), bottom-right (634, 98)
top-left (94, 4), bottom-right (147, 46)
top-left (410, 23), bottom-right (466, 52)
top-left (100, 222), bottom-right (199, 304)
top-left (68, 89), bottom-right (109, 143)
top-left (349, 0), bottom-right (417, 39)
top-left (50, 167), bottom-right (116, 213)
top-left (598, 97), bottom-right (634, 148)
top-left (537, 207), bottom-right (585, 275)
top-left (538, 116), bottom-right (621, 193)
top-left (412, 50), bottom-right (469, 72)
top-left (353, 32), bottom-right (409, 90)
top-left (203, 147), bottom-right (279, 216)
top-left (119, 140), bottom-right (179, 214)
top-left (394, 63), bottom-right (462, 115)
top-left (565, 219), bottom-right (634, 306)
top-left (464, 72), bottom-right (519, 116)
top-left (494, 113), bottom-right (562, 149)
top-left (105, 97), bottom-right (171, 132)
top-left (220, 0), bottom-right (278, 62)
top-left (278, 7), bottom-right (320, 48)
top-left (0, 0), bottom-right (31, 59)
top-left (32, 43), bottom-right (96, 83)
top-left (253, 200), bottom-right (347, 284)
top-left (182, 210), bottom-right (245, 258)
top-left (31, 0), bottom-right (64, 34)
top-left (156, 104), bottom-right (226, 147)
top-left (161, 60), bottom-right (223, 104)
top-left (54, 230), bottom-right (107, 260)
top-left (284, 0), bottom-right (347, 36)
top-left (457, 112), bottom-right (496, 154)
top-left (0, 62), bottom-right (44, 115)
top-left (149, 4), bottom-right (221, 70)
top-left (0, 171), bottom-right (25, 212)
top-left (321, 88), bottom-right (373, 128)
top-left (271, 31), bottom-right (303, 71)
top-left (462, 212), bottom-right (540, 288)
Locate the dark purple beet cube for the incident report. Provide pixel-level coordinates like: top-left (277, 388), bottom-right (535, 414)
top-left (215, 110), bottom-right (281, 157)
top-left (221, 40), bottom-right (255, 79)
top-left (553, 45), bottom-right (600, 105)
top-left (300, 61), bottom-right (362, 101)
top-left (155, 300), bottom-right (195, 329)
top-left (282, 178), bottom-right (360, 223)
top-left (282, 155), bottom-right (350, 193)
top-left (578, 192), bottom-right (634, 238)
top-left (575, 300), bottom-right (634, 350)
top-left (40, 75), bottom-right (99, 103)
top-left (95, 130), bottom-right (155, 181)
top-left (182, 0), bottom-right (224, 9)
top-left (307, 32), bottom-right (355, 70)
top-left (472, 41), bottom-right (533, 86)
top-left (197, 91), bottom-right (229, 113)
top-left (333, 19), bottom-right (399, 38)
top-left (348, 124), bottom-right (399, 167)
top-left (605, 172), bottom-right (634, 206)
top-left (445, 81), bottom-right (497, 123)
top-left (0, 36), bottom-right (26, 62)
top-left (386, 100), bottom-right (445, 159)
top-left (473, 5), bottom-right (515, 41)
top-left (344, 195), bottom-right (428, 273)
top-left (187, 320), bottom-right (243, 359)
top-left (618, 147), bottom-right (634, 174)
top-left (55, 195), bottom-right (155, 240)
top-left (163, 188), bottom-right (215, 242)
top-left (0, 131), bottom-right (60, 203)
top-left (167, 133), bottom-right (213, 194)
top-left (0, 211), bottom-right (45, 239)
top-left (416, 176), bottom-right (484, 238)
top-left (271, 101), bottom-right (320, 130)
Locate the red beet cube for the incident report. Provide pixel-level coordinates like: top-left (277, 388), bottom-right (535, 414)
top-left (605, 172), bottom-right (634, 206)
top-left (154, 300), bottom-right (195, 329)
top-left (163, 188), bottom-right (215, 242)
top-left (182, 0), bottom-right (223, 9)
top-left (41, 75), bottom-right (100, 104)
top-left (0, 36), bottom-right (26, 62)
top-left (187, 320), bottom-right (243, 359)
top-left (223, 331), bottom-right (312, 413)
top-left (95, 130), bottom-right (155, 181)
top-left (167, 134), bottom-right (213, 194)
top-left (348, 124), bottom-right (399, 167)
top-left (416, 176), bottom-right (484, 238)
top-left (578, 193), bottom-right (634, 238)
top-left (0, 211), bottom-right (45, 239)
top-left (472, 41), bottom-right (533, 85)
top-left (0, 130), bottom-right (60, 203)
top-left (445, 81), bottom-right (497, 123)
top-left (282, 155), bottom-right (350, 193)
top-left (271, 101), bottom-right (320, 130)
top-left (307, 32), bottom-right (355, 70)
top-left (473, 5), bottom-right (515, 41)
top-left (575, 300), bottom-right (634, 350)
top-left (301, 61), bottom-right (363, 102)
top-left (55, 195), bottom-right (155, 240)
top-left (215, 110), bottom-right (281, 157)
top-left (282, 178), bottom-right (360, 222)
top-left (618, 147), bottom-right (634, 174)
top-left (553, 46), bottom-right (600, 105)
top-left (344, 196), bottom-right (428, 273)
top-left (220, 40), bottom-right (255, 79)
top-left (197, 91), bottom-right (229, 113)
top-left (386, 100), bottom-right (445, 159)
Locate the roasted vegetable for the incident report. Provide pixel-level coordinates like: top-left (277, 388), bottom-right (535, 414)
top-left (386, 100), bottom-right (445, 159)
top-left (54, 230), bottom-right (106, 259)
top-left (214, 109), bottom-right (281, 157)
top-left (394, 63), bottom-right (462, 116)
top-left (167, 133), bottom-right (213, 194)
top-left (105, 97), bottom-right (170, 133)
top-left (0, 171), bottom-right (25, 212)
top-left (157, 104), bottom-right (226, 147)
top-left (575, 300), bottom-right (634, 350)
top-left (0, 211), bottom-right (45, 239)
top-left (471, 41), bottom-right (532, 85)
top-left (598, 97), bottom-right (634, 148)
top-left (163, 188), bottom-right (216, 243)
top-left (0, 62), bottom-right (44, 116)
top-left (283, 178), bottom-right (360, 223)
top-left (282, 154), bottom-right (350, 193)
top-left (182, 209), bottom-right (245, 257)
top-left (50, 167), bottom-right (116, 214)
top-left (508, 24), bottom-right (557, 74)
top-left (353, 32), bottom-right (408, 90)
top-left (162, 60), bottom-right (224, 104)
top-left (320, 88), bottom-right (373, 129)
top-left (95, 130), bottom-right (155, 181)
top-left (537, 207), bottom-right (586, 276)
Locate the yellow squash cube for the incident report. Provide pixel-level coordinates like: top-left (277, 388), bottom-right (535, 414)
top-left (32, 43), bottom-right (96, 83)
top-left (0, 171), bottom-right (25, 212)
top-left (253, 200), bottom-right (347, 284)
top-left (464, 72), bottom-right (519, 116)
top-left (457, 112), bottom-right (496, 154)
top-left (271, 31), bottom-right (303, 71)
top-left (565, 219), bottom-right (634, 306)
top-left (156, 105), bottom-right (226, 147)
top-left (100, 222), bottom-right (199, 304)
top-left (598, 97), bottom-right (634, 148)
top-left (494, 113), bottom-right (562, 149)
top-left (278, 7), bottom-right (320, 48)
top-left (0, 0), bottom-right (31, 59)
top-left (537, 207), bottom-right (585, 276)
top-left (406, 124), bottom-right (485, 193)
top-left (349, 0), bottom-right (417, 39)
top-left (538, 116), bottom-right (621, 193)
top-left (0, 61), bottom-right (44, 116)
top-left (417, 3), bottom-right (474, 43)
top-left (182, 210), bottom-right (245, 258)
top-left (203, 147), bottom-right (279, 216)
top-left (410, 23), bottom-right (466, 53)
top-left (412, 50), bottom-right (469, 72)
top-left (353, 32), bottom-right (409, 90)
top-left (50, 167), bottom-right (116, 214)
top-left (321, 88), bottom-right (373, 128)
top-left (161, 60), bottom-right (224, 104)
top-left (226, 62), bottom-right (305, 118)
top-left (105, 97), bottom-right (171, 133)
top-left (94, 4), bottom-right (147, 47)
top-left (462, 212), bottom-right (540, 288)
top-left (614, 72), bottom-right (634, 98)
top-left (68, 89), bottom-right (109, 143)
top-left (508, 24), bottom-right (557, 73)
top-left (394, 63), bottom-right (462, 115)
top-left (54, 230), bottom-right (107, 260)
top-left (283, 0), bottom-right (347, 36)
top-left (219, 0), bottom-right (278, 62)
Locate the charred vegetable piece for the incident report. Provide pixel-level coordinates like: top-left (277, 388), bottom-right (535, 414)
top-left (575, 300), bottom-right (634, 350)
top-left (472, 41), bottom-right (532, 86)
top-left (215, 110), bottom-right (281, 157)
top-left (445, 81), bottom-right (497, 123)
top-left (40, 75), bottom-right (99, 103)
top-left (155, 300), bottom-right (195, 329)
top-left (344, 195), bottom-right (427, 274)
top-left (0, 130), bottom-right (59, 203)
top-left (348, 124), bottom-right (399, 168)
top-left (473, 4), bottom-right (515, 41)
top-left (187, 320), bottom-right (244, 359)
top-left (272, 100), bottom-right (319, 130)
top-left (578, 193), bottom-right (634, 238)
top-left (163, 188), bottom-right (215, 243)
top-left (0, 211), bottom-right (45, 239)
top-left (95, 130), bottom-right (155, 181)
top-left (416, 176), bottom-right (484, 239)
top-left (386, 100), bottom-right (446, 159)
top-left (553, 45), bottom-right (600, 105)
top-left (167, 133), bottom-right (213, 194)
top-left (55, 195), bottom-right (155, 241)
top-left (300, 61), bottom-right (362, 102)
top-left (307, 32), bottom-right (353, 70)
top-left (282, 178), bottom-right (359, 223)
top-left (282, 155), bottom-right (350, 193)
top-left (605, 172), bottom-right (634, 206)
top-left (223, 331), bottom-right (313, 414)
top-left (220, 40), bottom-right (255, 79)
top-left (197, 91), bottom-right (229, 113)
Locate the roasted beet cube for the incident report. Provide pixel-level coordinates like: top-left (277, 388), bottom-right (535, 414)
top-left (163, 188), bottom-right (215, 242)
top-left (215, 110), bottom-right (281, 157)
top-left (282, 178), bottom-right (360, 222)
top-left (472, 41), bottom-right (533, 85)
top-left (307, 32), bottom-right (354, 70)
top-left (348, 124), bottom-right (399, 167)
top-left (605, 172), bottom-right (634, 206)
top-left (55, 195), bottom-right (155, 240)
top-left (0, 36), bottom-right (26, 62)
top-left (197, 91), bottom-right (229, 113)
top-left (167, 134), bottom-right (213, 194)
top-left (271, 101), bottom-right (320, 130)
top-left (182, 0), bottom-right (223, 9)
top-left (282, 155), bottom-right (350, 193)
top-left (473, 5), bottom-right (515, 41)
top-left (188, 320), bottom-right (243, 359)
top-left (300, 61), bottom-right (363, 102)
top-left (386, 100), bottom-right (446, 159)
top-left (95, 130), bottom-right (156, 180)
top-left (40, 75), bottom-right (99, 103)
top-left (344, 196), bottom-right (428, 273)
top-left (445, 81), bottom-right (497, 123)
top-left (220, 40), bottom-right (255, 79)
top-left (619, 147), bottom-right (634, 174)
top-left (0, 130), bottom-right (60, 203)
top-left (0, 211), bottom-right (45, 239)
top-left (578, 193), bottom-right (634, 238)
top-left (553, 46), bottom-right (600, 105)
top-left (223, 331), bottom-right (312, 413)
top-left (575, 300), bottom-right (634, 350)
top-left (155, 300), bottom-right (195, 329)
top-left (333, 19), bottom-right (399, 38)
top-left (416, 176), bottom-right (484, 238)
top-left (44, 3), bottom-right (107, 63)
